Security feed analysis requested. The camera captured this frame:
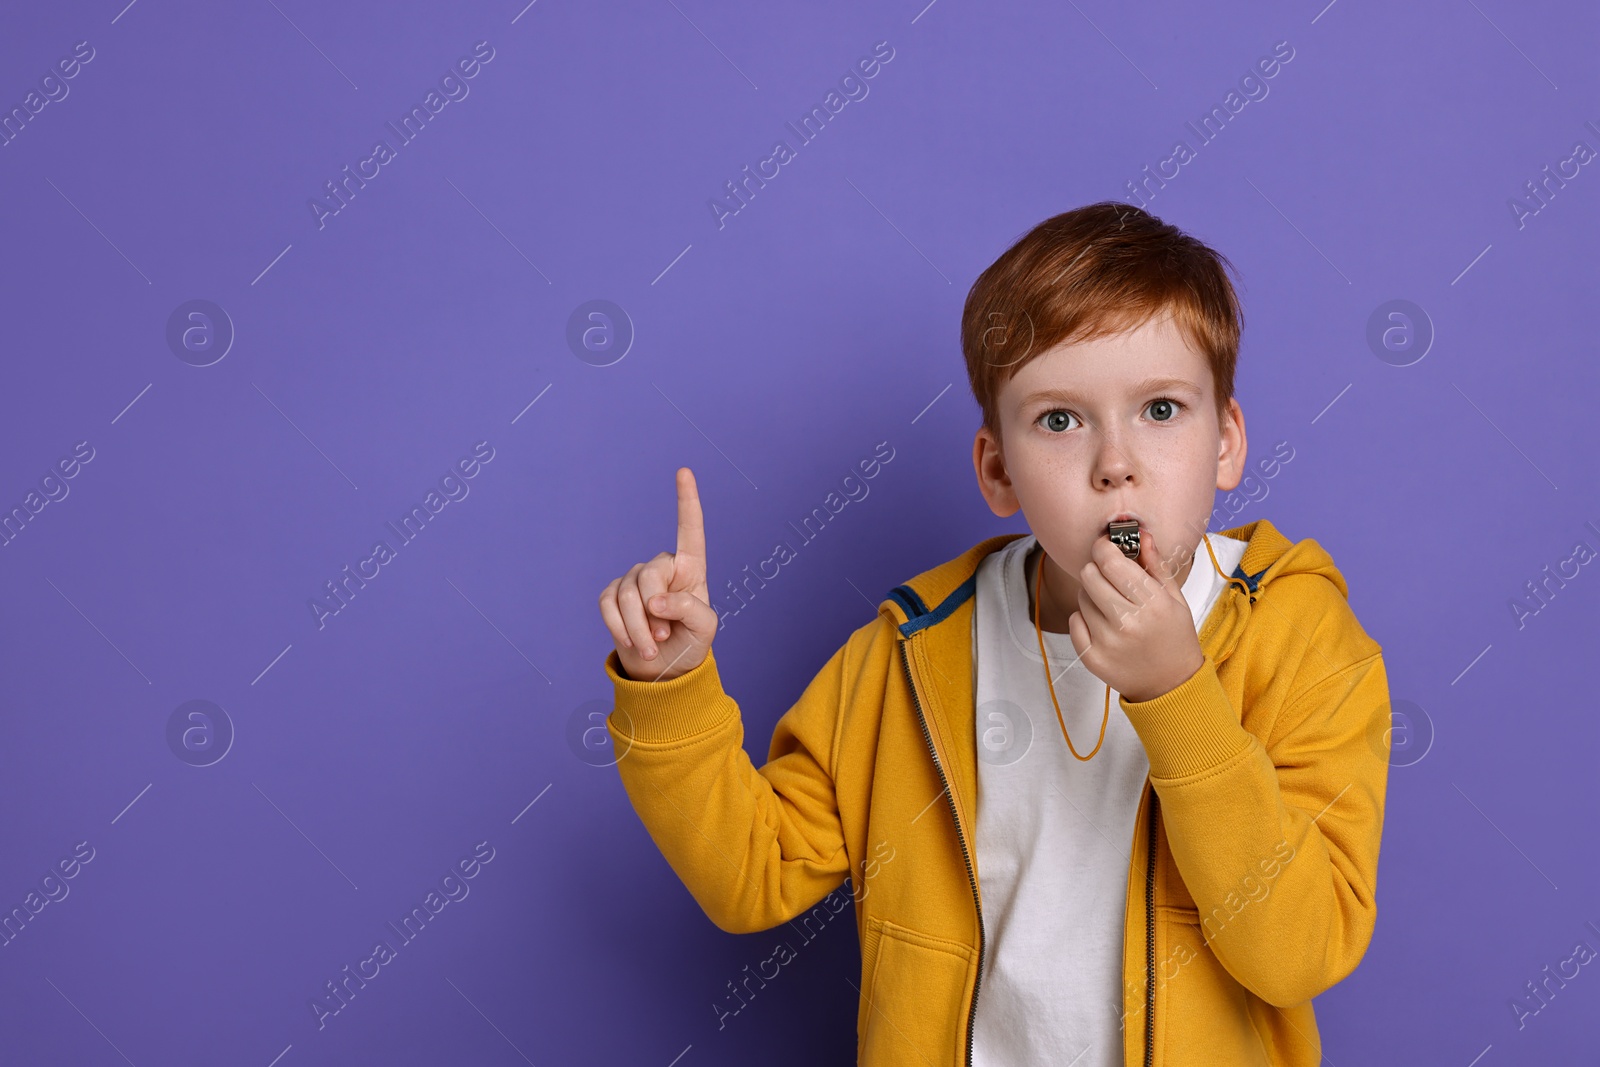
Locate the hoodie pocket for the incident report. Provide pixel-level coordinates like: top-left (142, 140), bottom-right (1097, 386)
top-left (858, 915), bottom-right (974, 1066)
top-left (1156, 907), bottom-right (1271, 1066)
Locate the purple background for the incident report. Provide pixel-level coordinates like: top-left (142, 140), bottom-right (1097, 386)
top-left (1, 0), bottom-right (1597, 1063)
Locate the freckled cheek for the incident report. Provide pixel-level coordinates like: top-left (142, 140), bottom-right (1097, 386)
top-left (1156, 451), bottom-right (1222, 518)
top-left (1016, 455), bottom-right (1089, 515)
top-left (1036, 456), bottom-right (1095, 495)
top-left (1017, 442), bottom-right (1079, 477)
top-left (1143, 435), bottom-right (1206, 478)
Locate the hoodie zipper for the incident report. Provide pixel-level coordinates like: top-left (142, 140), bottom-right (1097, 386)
top-left (1144, 787), bottom-right (1159, 1067)
top-left (1139, 576), bottom-right (1247, 1063)
top-left (897, 639), bottom-right (984, 1067)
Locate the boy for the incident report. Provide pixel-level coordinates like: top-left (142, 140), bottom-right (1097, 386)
top-left (597, 202), bottom-right (1390, 1066)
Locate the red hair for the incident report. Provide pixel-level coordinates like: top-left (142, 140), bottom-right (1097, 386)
top-left (961, 202), bottom-right (1244, 445)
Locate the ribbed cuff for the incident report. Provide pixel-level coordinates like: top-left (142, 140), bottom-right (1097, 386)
top-left (603, 646), bottom-right (738, 743)
top-left (1117, 654), bottom-right (1254, 780)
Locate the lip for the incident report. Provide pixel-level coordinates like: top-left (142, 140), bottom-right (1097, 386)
top-left (1108, 512), bottom-right (1141, 524)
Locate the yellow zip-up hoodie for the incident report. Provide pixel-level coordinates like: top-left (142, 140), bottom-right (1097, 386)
top-left (604, 518), bottom-right (1391, 1066)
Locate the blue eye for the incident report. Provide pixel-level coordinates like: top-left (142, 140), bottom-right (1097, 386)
top-left (1148, 398), bottom-right (1180, 422)
top-left (1039, 410), bottom-right (1076, 433)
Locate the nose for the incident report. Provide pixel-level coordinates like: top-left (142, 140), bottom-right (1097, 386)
top-left (1090, 422), bottom-right (1139, 488)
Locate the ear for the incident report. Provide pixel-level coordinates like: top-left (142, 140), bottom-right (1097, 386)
top-left (973, 424), bottom-right (1021, 518)
top-left (1215, 397), bottom-right (1248, 492)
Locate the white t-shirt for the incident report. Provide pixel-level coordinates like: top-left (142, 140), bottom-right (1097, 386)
top-left (969, 531), bottom-right (1249, 1067)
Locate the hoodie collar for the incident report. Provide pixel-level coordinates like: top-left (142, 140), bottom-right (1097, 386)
top-left (881, 517), bottom-right (1344, 655)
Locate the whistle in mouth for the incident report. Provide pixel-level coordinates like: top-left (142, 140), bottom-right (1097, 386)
top-left (1107, 519), bottom-right (1141, 560)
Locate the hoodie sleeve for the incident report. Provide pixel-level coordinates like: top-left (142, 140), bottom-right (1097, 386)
top-left (602, 637), bottom-right (854, 935)
top-left (1117, 589), bottom-right (1391, 1008)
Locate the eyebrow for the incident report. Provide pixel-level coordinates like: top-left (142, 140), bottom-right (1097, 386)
top-left (1019, 376), bottom-right (1204, 407)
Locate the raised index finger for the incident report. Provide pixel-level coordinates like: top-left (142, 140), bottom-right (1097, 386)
top-left (674, 467), bottom-right (707, 567)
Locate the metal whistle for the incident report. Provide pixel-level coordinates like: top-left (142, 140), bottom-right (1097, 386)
top-left (1107, 519), bottom-right (1141, 560)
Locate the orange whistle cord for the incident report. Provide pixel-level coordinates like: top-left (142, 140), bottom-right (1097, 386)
top-left (1031, 531), bottom-right (1236, 762)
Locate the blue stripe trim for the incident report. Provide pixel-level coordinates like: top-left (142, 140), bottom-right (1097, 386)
top-left (894, 574), bottom-right (979, 638)
top-left (1231, 564), bottom-right (1269, 592)
top-left (888, 585), bottom-right (928, 620)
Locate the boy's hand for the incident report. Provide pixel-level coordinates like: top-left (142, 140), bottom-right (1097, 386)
top-left (1066, 525), bottom-right (1206, 704)
top-left (598, 467), bottom-right (719, 682)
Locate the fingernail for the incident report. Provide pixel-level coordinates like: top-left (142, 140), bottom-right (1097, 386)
top-left (655, 627), bottom-right (668, 640)
top-left (650, 596), bottom-right (665, 610)
top-left (643, 647), bottom-right (657, 659)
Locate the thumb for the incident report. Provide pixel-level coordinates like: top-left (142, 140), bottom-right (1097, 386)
top-left (647, 589), bottom-right (718, 637)
top-left (1138, 525), bottom-right (1183, 592)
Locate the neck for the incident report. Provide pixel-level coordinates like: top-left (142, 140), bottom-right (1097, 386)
top-left (1026, 542), bottom-right (1077, 634)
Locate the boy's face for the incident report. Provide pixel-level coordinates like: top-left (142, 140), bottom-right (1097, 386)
top-left (973, 311), bottom-right (1248, 613)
